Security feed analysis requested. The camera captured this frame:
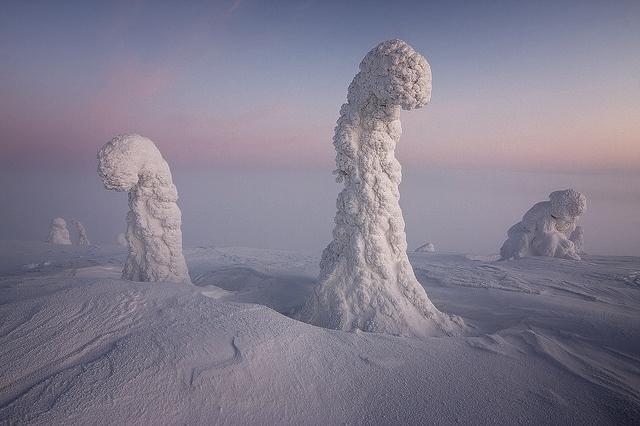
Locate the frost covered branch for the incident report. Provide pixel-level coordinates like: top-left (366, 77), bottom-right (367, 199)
top-left (500, 189), bottom-right (587, 260)
top-left (298, 40), bottom-right (463, 337)
top-left (98, 134), bottom-right (191, 283)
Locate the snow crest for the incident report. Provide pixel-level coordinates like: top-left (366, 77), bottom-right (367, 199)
top-left (500, 189), bottom-right (587, 261)
top-left (45, 217), bottom-right (71, 245)
top-left (298, 40), bottom-right (463, 337)
top-left (98, 134), bottom-right (191, 283)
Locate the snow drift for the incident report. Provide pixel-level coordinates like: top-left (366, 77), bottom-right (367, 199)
top-left (97, 134), bottom-right (191, 283)
top-left (298, 40), bottom-right (463, 337)
top-left (45, 217), bottom-right (71, 245)
top-left (1, 242), bottom-right (638, 424)
top-left (500, 189), bottom-right (587, 260)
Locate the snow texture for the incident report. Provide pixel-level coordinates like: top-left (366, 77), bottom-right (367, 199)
top-left (571, 226), bottom-right (585, 254)
top-left (500, 189), bottom-right (587, 261)
top-left (97, 134), bottom-right (191, 283)
top-left (298, 40), bottom-right (463, 337)
top-left (416, 242), bottom-right (436, 253)
top-left (116, 233), bottom-right (127, 247)
top-left (45, 217), bottom-right (71, 245)
top-left (71, 219), bottom-right (90, 245)
top-left (1, 242), bottom-right (638, 424)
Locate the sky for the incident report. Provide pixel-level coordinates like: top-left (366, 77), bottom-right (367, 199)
top-left (1, 0), bottom-right (639, 172)
top-left (0, 0), bottom-right (639, 255)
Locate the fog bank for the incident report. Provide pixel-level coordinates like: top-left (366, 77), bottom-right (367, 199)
top-left (1, 168), bottom-right (638, 256)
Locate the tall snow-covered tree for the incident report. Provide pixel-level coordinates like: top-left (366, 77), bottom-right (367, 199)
top-left (298, 40), bottom-right (463, 337)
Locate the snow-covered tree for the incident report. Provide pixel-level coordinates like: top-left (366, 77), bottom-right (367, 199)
top-left (116, 233), bottom-right (127, 247)
top-left (46, 217), bottom-right (72, 245)
top-left (500, 189), bottom-right (587, 260)
top-left (98, 134), bottom-right (191, 283)
top-left (298, 40), bottom-right (464, 337)
top-left (415, 242), bottom-right (435, 253)
top-left (71, 219), bottom-right (90, 245)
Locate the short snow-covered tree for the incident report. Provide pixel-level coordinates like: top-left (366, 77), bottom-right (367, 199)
top-left (500, 189), bottom-right (586, 260)
top-left (98, 134), bottom-right (191, 283)
top-left (116, 233), bottom-right (127, 247)
top-left (298, 40), bottom-right (464, 337)
top-left (46, 217), bottom-right (72, 245)
top-left (415, 242), bottom-right (435, 253)
top-left (71, 219), bottom-right (90, 245)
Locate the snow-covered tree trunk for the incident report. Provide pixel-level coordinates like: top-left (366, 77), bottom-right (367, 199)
top-left (98, 134), bottom-right (191, 284)
top-left (298, 40), bottom-right (463, 337)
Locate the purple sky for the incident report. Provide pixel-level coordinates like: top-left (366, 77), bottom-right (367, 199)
top-left (1, 0), bottom-right (639, 172)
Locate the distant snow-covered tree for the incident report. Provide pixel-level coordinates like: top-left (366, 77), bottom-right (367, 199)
top-left (415, 242), bottom-right (435, 253)
top-left (71, 219), bottom-right (90, 245)
top-left (46, 217), bottom-right (72, 245)
top-left (500, 189), bottom-right (586, 260)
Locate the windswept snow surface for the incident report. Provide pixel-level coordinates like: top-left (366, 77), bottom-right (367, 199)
top-left (1, 241), bottom-right (639, 424)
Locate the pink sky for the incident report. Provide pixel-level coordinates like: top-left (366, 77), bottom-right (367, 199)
top-left (1, 0), bottom-right (638, 173)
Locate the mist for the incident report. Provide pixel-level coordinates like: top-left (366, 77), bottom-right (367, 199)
top-left (1, 167), bottom-right (638, 256)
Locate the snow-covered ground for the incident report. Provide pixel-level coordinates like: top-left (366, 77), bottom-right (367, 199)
top-left (1, 240), bottom-right (638, 424)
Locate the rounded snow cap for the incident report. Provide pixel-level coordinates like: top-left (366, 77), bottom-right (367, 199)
top-left (97, 134), bottom-right (167, 191)
top-left (358, 39), bottom-right (432, 110)
top-left (549, 189), bottom-right (586, 219)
